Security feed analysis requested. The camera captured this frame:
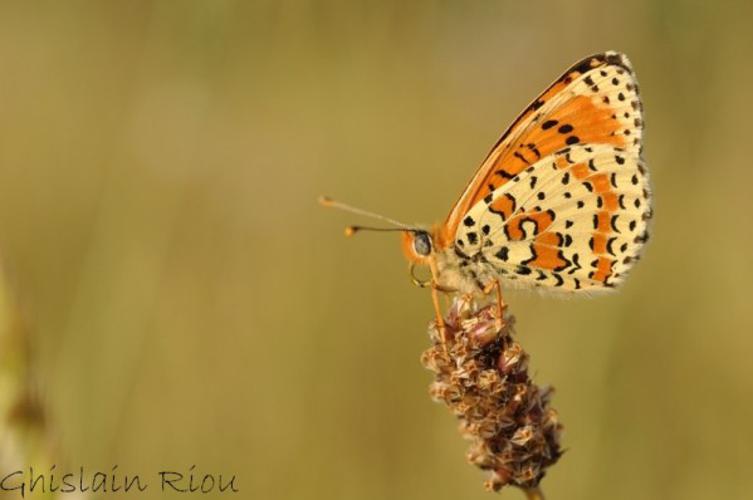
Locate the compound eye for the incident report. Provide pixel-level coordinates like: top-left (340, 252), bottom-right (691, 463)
top-left (413, 232), bottom-right (432, 256)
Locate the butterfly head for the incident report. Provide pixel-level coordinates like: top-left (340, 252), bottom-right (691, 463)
top-left (401, 229), bottom-right (433, 264)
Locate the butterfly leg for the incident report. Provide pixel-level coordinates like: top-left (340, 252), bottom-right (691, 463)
top-left (408, 262), bottom-right (451, 350)
top-left (429, 282), bottom-right (449, 348)
top-left (426, 258), bottom-right (452, 354)
top-left (482, 279), bottom-right (506, 321)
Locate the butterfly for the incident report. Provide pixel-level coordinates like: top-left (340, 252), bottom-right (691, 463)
top-left (322, 51), bottom-right (652, 333)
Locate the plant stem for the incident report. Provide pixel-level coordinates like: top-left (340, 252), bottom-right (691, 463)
top-left (523, 487), bottom-right (545, 500)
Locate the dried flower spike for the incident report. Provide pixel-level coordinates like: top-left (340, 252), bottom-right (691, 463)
top-left (421, 297), bottom-right (562, 495)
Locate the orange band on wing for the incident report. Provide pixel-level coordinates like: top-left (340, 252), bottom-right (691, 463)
top-left (489, 193), bottom-right (516, 220)
top-left (591, 233), bottom-right (607, 254)
top-left (591, 256), bottom-right (614, 282)
top-left (601, 192), bottom-right (619, 211)
top-left (530, 232), bottom-right (569, 271)
top-left (504, 210), bottom-right (555, 241)
top-left (595, 211), bottom-right (611, 232)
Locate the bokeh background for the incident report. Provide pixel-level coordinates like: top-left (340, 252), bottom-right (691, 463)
top-left (0, 1), bottom-right (752, 499)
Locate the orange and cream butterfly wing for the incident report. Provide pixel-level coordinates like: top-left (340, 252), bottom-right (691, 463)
top-left (446, 51), bottom-right (652, 291)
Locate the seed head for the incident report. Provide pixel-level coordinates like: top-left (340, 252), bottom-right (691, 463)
top-left (421, 297), bottom-right (563, 492)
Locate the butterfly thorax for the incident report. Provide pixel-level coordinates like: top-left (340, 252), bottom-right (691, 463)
top-left (402, 226), bottom-right (499, 294)
top-left (433, 245), bottom-right (500, 294)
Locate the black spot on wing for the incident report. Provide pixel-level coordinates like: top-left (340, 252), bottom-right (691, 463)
top-left (495, 246), bottom-right (509, 262)
top-left (610, 215), bottom-right (620, 232)
top-left (514, 151), bottom-right (531, 165)
top-left (553, 273), bottom-right (564, 287)
top-left (554, 250), bottom-right (572, 272)
top-left (634, 232), bottom-right (649, 244)
top-left (603, 52), bottom-right (633, 73)
top-left (496, 170), bottom-right (515, 180)
top-left (542, 119), bottom-right (558, 130)
top-left (568, 253), bottom-right (582, 275)
top-left (521, 244), bottom-right (538, 266)
top-left (607, 237), bottom-right (618, 256)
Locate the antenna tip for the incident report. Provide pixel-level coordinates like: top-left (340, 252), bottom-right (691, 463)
top-left (318, 195), bottom-right (334, 207)
top-left (344, 226), bottom-right (358, 237)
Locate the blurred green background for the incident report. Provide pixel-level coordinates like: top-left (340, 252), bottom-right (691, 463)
top-left (0, 1), bottom-right (752, 499)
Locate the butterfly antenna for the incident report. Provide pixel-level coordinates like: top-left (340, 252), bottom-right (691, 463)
top-left (318, 196), bottom-right (416, 236)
